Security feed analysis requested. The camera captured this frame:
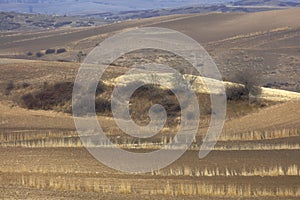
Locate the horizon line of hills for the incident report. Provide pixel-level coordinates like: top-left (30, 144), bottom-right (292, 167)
top-left (0, 0), bottom-right (300, 16)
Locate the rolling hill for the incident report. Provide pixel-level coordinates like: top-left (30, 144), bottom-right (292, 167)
top-left (0, 7), bottom-right (300, 199)
top-left (0, 8), bottom-right (299, 91)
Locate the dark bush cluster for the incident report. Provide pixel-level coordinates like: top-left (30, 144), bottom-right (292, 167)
top-left (95, 97), bottom-right (111, 113)
top-left (45, 49), bottom-right (56, 54)
top-left (226, 86), bottom-right (248, 101)
top-left (54, 21), bottom-right (72, 28)
top-left (21, 82), bottom-right (74, 110)
top-left (20, 81), bottom-right (107, 113)
top-left (4, 81), bottom-right (15, 96)
top-left (129, 84), bottom-right (182, 126)
top-left (31, 48), bottom-right (67, 58)
top-left (36, 52), bottom-right (44, 58)
top-left (18, 80), bottom-right (214, 128)
top-left (56, 48), bottom-right (67, 54)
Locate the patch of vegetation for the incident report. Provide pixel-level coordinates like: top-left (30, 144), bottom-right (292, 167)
top-left (3, 81), bottom-right (15, 96)
top-left (20, 81), bottom-right (107, 113)
top-left (56, 48), bottom-right (67, 54)
top-left (0, 21), bottom-right (21, 31)
top-left (45, 49), bottom-right (56, 54)
top-left (32, 20), bottom-right (54, 28)
top-left (128, 84), bottom-right (181, 126)
top-left (21, 82), bottom-right (74, 110)
top-left (226, 86), bottom-right (248, 101)
top-left (36, 52), bottom-right (44, 58)
top-left (232, 69), bottom-right (262, 99)
top-left (16, 77), bottom-right (266, 128)
top-left (54, 21), bottom-right (72, 28)
top-left (76, 51), bottom-right (87, 62)
top-left (95, 97), bottom-right (111, 113)
top-left (126, 83), bottom-right (211, 127)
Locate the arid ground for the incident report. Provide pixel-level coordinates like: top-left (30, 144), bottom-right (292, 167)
top-left (0, 8), bottom-right (300, 200)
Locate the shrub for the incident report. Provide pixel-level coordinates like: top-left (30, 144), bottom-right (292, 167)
top-left (56, 48), bottom-right (67, 54)
top-left (27, 52), bottom-right (33, 56)
top-left (21, 93), bottom-right (35, 109)
top-left (232, 69), bottom-right (262, 99)
top-left (4, 81), bottom-right (15, 95)
top-left (20, 81), bottom-right (106, 113)
top-left (226, 86), bottom-right (248, 100)
top-left (76, 51), bottom-right (87, 62)
top-left (20, 82), bottom-right (74, 110)
top-left (129, 84), bottom-right (182, 126)
top-left (45, 49), bottom-right (56, 54)
top-left (95, 98), bottom-right (111, 113)
top-left (54, 21), bottom-right (72, 28)
top-left (36, 52), bottom-right (44, 57)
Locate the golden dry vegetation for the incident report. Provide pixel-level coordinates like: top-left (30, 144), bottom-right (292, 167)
top-left (0, 8), bottom-right (300, 200)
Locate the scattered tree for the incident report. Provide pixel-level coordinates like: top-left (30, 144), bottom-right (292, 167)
top-left (4, 81), bottom-right (15, 95)
top-left (76, 51), bottom-right (86, 62)
top-left (45, 49), bottom-right (56, 54)
top-left (36, 52), bottom-right (44, 57)
top-left (232, 69), bottom-right (262, 102)
top-left (56, 48), bottom-right (67, 54)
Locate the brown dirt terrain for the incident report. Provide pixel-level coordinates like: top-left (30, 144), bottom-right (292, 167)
top-left (2, 9), bottom-right (299, 52)
top-left (0, 8), bottom-right (300, 200)
top-left (1, 9), bottom-right (299, 91)
top-left (0, 148), bottom-right (300, 199)
top-left (1, 82), bottom-right (300, 199)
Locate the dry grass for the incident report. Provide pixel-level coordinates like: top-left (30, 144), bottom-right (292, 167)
top-left (259, 87), bottom-right (300, 102)
top-left (1, 128), bottom-right (299, 151)
top-left (0, 8), bottom-right (300, 199)
top-left (214, 143), bottom-right (300, 151)
top-left (220, 128), bottom-right (300, 141)
top-left (15, 174), bottom-right (300, 197)
top-left (153, 164), bottom-right (300, 177)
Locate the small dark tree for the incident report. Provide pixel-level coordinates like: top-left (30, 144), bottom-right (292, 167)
top-left (232, 69), bottom-right (262, 102)
top-left (76, 51), bottom-right (86, 62)
top-left (45, 49), bottom-right (56, 54)
top-left (56, 48), bottom-right (67, 54)
top-left (4, 81), bottom-right (15, 95)
top-left (226, 85), bottom-right (247, 101)
top-left (36, 52), bottom-right (44, 58)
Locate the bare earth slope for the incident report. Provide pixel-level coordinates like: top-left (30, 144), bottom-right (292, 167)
top-left (0, 9), bottom-right (299, 91)
top-left (1, 8), bottom-right (299, 53)
top-left (224, 100), bottom-right (300, 133)
top-left (1, 8), bottom-right (300, 199)
top-left (1, 92), bottom-right (299, 138)
top-left (149, 8), bottom-right (300, 43)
